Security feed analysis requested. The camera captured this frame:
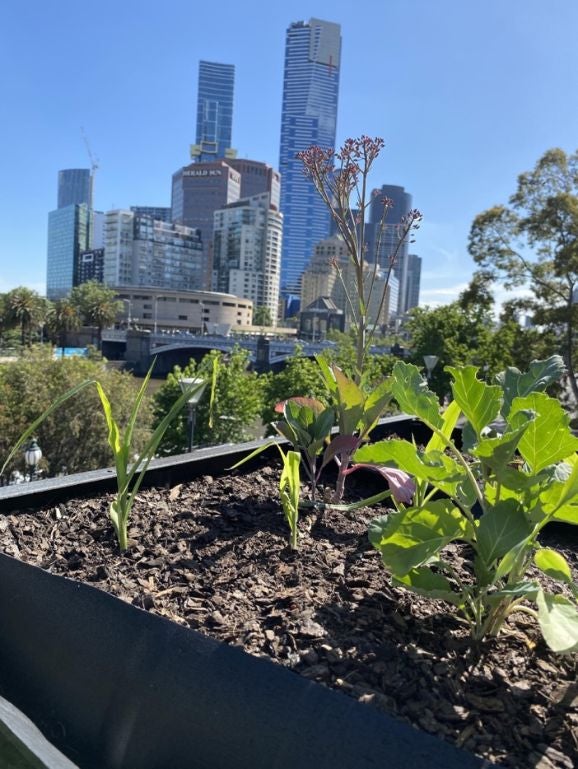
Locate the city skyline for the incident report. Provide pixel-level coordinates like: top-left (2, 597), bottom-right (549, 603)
top-left (2, 1), bottom-right (578, 311)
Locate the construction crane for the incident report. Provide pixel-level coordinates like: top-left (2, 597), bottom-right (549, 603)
top-left (80, 126), bottom-right (99, 213)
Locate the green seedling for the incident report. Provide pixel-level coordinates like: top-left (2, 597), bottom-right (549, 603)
top-left (361, 356), bottom-right (578, 652)
top-left (96, 361), bottom-right (208, 551)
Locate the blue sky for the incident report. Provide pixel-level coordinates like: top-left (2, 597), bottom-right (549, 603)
top-left (2, 0), bottom-right (578, 308)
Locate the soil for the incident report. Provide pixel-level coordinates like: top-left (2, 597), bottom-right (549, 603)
top-left (1, 461), bottom-right (577, 769)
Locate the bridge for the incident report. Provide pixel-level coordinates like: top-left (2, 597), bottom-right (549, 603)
top-left (101, 329), bottom-right (391, 375)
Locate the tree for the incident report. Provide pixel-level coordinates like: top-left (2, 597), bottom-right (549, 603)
top-left (468, 147), bottom-right (578, 405)
top-left (253, 306), bottom-right (272, 326)
top-left (405, 303), bottom-right (506, 399)
top-left (70, 281), bottom-right (121, 349)
top-left (153, 347), bottom-right (265, 454)
top-left (47, 298), bottom-right (81, 352)
top-left (4, 287), bottom-right (44, 346)
top-left (0, 348), bottom-right (152, 478)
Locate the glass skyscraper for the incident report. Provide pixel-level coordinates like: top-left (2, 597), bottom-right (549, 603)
top-left (46, 204), bottom-right (90, 300)
top-left (57, 169), bottom-right (90, 209)
top-left (192, 61), bottom-right (235, 163)
top-left (278, 18), bottom-right (341, 294)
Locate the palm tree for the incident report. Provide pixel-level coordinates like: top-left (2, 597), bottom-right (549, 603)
top-left (47, 299), bottom-right (81, 354)
top-left (5, 287), bottom-right (42, 346)
top-left (70, 281), bottom-right (121, 350)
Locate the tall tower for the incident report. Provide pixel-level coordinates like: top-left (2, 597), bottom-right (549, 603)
top-left (278, 18), bottom-right (341, 295)
top-left (57, 169), bottom-right (90, 209)
top-left (191, 61), bottom-right (235, 163)
top-left (367, 184), bottom-right (414, 317)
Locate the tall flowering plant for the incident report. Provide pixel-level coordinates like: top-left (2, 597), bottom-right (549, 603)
top-left (297, 136), bottom-right (422, 381)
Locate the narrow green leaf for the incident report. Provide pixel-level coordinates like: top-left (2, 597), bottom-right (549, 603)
top-left (476, 499), bottom-right (532, 565)
top-left (426, 399), bottom-right (461, 453)
top-left (1, 378), bottom-right (95, 478)
top-left (447, 366), bottom-right (502, 439)
top-left (537, 591), bottom-right (578, 654)
top-left (534, 548), bottom-right (572, 583)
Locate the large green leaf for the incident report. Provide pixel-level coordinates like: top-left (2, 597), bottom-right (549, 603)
top-left (332, 365), bottom-right (365, 435)
top-left (510, 393), bottom-right (578, 473)
top-left (534, 548), bottom-right (573, 583)
top-left (355, 439), bottom-right (467, 498)
top-left (368, 500), bottom-right (470, 575)
top-left (471, 418), bottom-right (533, 474)
top-left (537, 591), bottom-right (578, 654)
top-left (394, 566), bottom-right (462, 606)
top-left (391, 361), bottom-right (443, 430)
top-left (539, 453), bottom-right (578, 514)
top-left (498, 355), bottom-right (566, 418)
top-left (476, 499), bottom-right (533, 565)
top-left (446, 366), bottom-right (502, 439)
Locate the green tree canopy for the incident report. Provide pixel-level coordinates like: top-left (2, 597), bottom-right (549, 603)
top-left (70, 281), bottom-right (122, 348)
top-left (252, 306), bottom-right (273, 326)
top-left (4, 286), bottom-right (46, 346)
top-left (468, 147), bottom-right (578, 404)
top-left (153, 347), bottom-right (265, 454)
top-left (0, 348), bottom-right (152, 478)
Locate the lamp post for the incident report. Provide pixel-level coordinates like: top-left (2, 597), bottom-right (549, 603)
top-left (121, 298), bottom-right (132, 328)
top-left (423, 355), bottom-right (439, 381)
top-left (178, 377), bottom-right (208, 452)
top-left (199, 302), bottom-right (205, 334)
top-left (24, 439), bottom-right (42, 482)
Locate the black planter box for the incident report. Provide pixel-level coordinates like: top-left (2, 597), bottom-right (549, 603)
top-left (0, 417), bottom-right (487, 769)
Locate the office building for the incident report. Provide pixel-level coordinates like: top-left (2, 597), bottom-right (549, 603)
top-left (405, 253), bottom-right (422, 312)
top-left (191, 61), bottom-right (235, 163)
top-left (213, 192), bottom-right (283, 324)
top-left (103, 211), bottom-right (203, 291)
top-left (278, 18), bottom-right (341, 293)
top-left (130, 206), bottom-right (172, 222)
top-left (366, 184), bottom-right (414, 316)
top-left (57, 169), bottom-right (90, 209)
top-left (77, 248), bottom-right (105, 285)
top-left (300, 234), bottom-right (399, 330)
top-left (46, 204), bottom-right (90, 299)
top-left (171, 158), bottom-right (280, 290)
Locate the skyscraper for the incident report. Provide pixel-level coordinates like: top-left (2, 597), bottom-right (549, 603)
top-left (366, 184), bottom-right (414, 316)
top-left (213, 192), bottom-right (283, 324)
top-left (278, 18), bottom-right (341, 293)
top-left (46, 204), bottom-right (90, 299)
top-left (191, 61), bottom-right (235, 163)
top-left (57, 169), bottom-right (90, 209)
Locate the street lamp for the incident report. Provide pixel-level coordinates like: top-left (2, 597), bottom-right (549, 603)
top-left (24, 439), bottom-right (42, 481)
top-left (178, 377), bottom-right (208, 452)
top-left (423, 355), bottom-right (439, 381)
top-left (121, 298), bottom-right (132, 328)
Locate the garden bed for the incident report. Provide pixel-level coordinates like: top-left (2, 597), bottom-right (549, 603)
top-left (1, 458), bottom-right (577, 768)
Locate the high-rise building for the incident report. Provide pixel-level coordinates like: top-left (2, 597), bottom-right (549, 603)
top-left (191, 61), bottom-right (235, 163)
top-left (57, 169), bottom-right (90, 209)
top-left (213, 192), bottom-right (283, 324)
top-left (366, 184), bottom-right (414, 316)
top-left (405, 253), bottom-right (422, 311)
top-left (300, 234), bottom-right (399, 330)
top-left (77, 248), bottom-right (105, 285)
top-left (46, 204), bottom-right (90, 299)
top-left (171, 158), bottom-right (280, 291)
top-left (130, 206), bottom-right (172, 223)
top-left (103, 211), bottom-right (203, 291)
top-left (278, 18), bottom-right (341, 293)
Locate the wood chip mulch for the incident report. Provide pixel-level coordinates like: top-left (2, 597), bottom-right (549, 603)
top-left (1, 462), bottom-right (577, 769)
